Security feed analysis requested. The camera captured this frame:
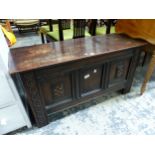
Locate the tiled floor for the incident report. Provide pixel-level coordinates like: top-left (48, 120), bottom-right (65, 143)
top-left (11, 32), bottom-right (155, 135)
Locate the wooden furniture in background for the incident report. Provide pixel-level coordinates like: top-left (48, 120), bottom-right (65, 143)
top-left (46, 19), bottom-right (91, 42)
top-left (88, 19), bottom-right (116, 36)
top-left (115, 19), bottom-right (155, 94)
top-left (14, 19), bottom-right (39, 33)
top-left (9, 34), bottom-right (149, 127)
top-left (46, 19), bottom-right (71, 42)
top-left (141, 48), bottom-right (155, 94)
top-left (39, 19), bottom-right (58, 43)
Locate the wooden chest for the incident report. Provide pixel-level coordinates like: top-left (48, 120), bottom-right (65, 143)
top-left (9, 34), bottom-right (149, 127)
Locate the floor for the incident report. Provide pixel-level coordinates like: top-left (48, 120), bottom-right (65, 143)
top-left (11, 32), bottom-right (155, 135)
top-left (11, 32), bottom-right (42, 48)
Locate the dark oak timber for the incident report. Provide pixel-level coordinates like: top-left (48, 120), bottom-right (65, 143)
top-left (9, 34), bottom-right (149, 127)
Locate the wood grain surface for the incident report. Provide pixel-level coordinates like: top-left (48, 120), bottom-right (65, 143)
top-left (9, 34), bottom-right (148, 74)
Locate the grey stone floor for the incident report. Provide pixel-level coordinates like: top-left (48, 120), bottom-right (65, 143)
top-left (11, 32), bottom-right (42, 48)
top-left (10, 32), bottom-right (155, 135)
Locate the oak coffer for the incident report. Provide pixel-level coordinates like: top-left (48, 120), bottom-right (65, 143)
top-left (9, 34), bottom-right (149, 127)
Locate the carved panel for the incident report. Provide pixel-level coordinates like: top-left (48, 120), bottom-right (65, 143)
top-left (37, 71), bottom-right (73, 107)
top-left (53, 83), bottom-right (64, 98)
top-left (115, 63), bottom-right (124, 78)
top-left (21, 72), bottom-right (48, 127)
top-left (51, 82), bottom-right (66, 103)
top-left (109, 58), bottom-right (131, 87)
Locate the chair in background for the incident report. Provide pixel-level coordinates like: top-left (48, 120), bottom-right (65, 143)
top-left (39, 19), bottom-right (59, 43)
top-left (88, 19), bottom-right (116, 36)
top-left (14, 19), bottom-right (39, 33)
top-left (46, 19), bottom-right (91, 42)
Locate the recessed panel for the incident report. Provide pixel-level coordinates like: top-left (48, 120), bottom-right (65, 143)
top-left (109, 58), bottom-right (131, 87)
top-left (80, 65), bottom-right (102, 96)
top-left (38, 72), bottom-right (72, 107)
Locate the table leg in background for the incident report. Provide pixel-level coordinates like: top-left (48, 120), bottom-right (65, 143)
top-left (141, 50), bottom-right (155, 95)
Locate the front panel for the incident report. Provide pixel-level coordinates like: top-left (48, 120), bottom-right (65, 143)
top-left (108, 56), bottom-right (132, 88)
top-left (37, 71), bottom-right (73, 108)
top-left (80, 65), bottom-right (103, 97)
